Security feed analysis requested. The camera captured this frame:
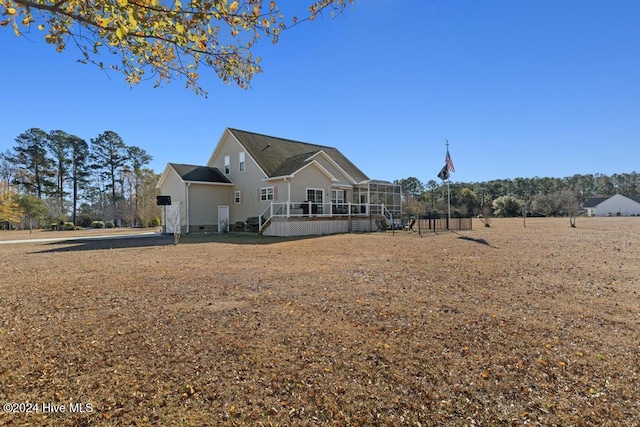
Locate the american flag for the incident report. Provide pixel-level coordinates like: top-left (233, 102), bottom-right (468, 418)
top-left (445, 148), bottom-right (455, 172)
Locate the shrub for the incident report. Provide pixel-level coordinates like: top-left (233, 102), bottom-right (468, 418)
top-left (78, 216), bottom-right (93, 228)
top-left (105, 221), bottom-right (115, 228)
top-left (91, 221), bottom-right (105, 228)
top-left (148, 216), bottom-right (161, 227)
top-left (63, 222), bottom-right (75, 230)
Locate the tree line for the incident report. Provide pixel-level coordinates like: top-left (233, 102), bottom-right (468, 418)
top-left (1, 128), bottom-right (160, 231)
top-left (395, 172), bottom-right (640, 218)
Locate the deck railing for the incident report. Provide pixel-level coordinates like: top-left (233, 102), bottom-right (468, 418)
top-left (259, 201), bottom-right (398, 232)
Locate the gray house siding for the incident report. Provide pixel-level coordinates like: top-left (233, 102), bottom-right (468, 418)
top-left (207, 131), bottom-right (269, 223)
top-left (158, 167), bottom-right (187, 232)
top-left (187, 183), bottom-right (232, 232)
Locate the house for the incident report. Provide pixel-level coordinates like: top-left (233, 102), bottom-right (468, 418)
top-left (582, 194), bottom-right (640, 217)
top-left (156, 128), bottom-right (401, 236)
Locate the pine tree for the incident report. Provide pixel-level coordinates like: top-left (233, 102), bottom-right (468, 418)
top-left (127, 146), bottom-right (153, 227)
top-left (10, 128), bottom-right (55, 198)
top-left (69, 135), bottom-right (90, 225)
top-left (90, 131), bottom-right (128, 225)
top-left (47, 130), bottom-right (72, 217)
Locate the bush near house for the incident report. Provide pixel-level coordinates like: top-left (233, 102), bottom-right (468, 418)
top-left (91, 221), bottom-right (105, 228)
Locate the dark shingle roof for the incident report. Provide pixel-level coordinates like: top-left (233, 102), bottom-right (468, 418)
top-left (581, 196), bottom-right (610, 207)
top-left (170, 163), bottom-right (231, 184)
top-left (271, 151), bottom-right (321, 177)
top-left (227, 128), bottom-right (369, 183)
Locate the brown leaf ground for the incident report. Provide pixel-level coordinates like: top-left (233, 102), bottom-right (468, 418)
top-left (0, 218), bottom-right (638, 426)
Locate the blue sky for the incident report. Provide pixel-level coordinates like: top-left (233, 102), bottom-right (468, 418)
top-left (1, 0), bottom-right (639, 184)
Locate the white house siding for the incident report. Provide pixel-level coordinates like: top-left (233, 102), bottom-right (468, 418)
top-left (207, 132), bottom-right (269, 222)
top-left (595, 194), bottom-right (640, 216)
top-left (312, 155), bottom-right (353, 187)
top-left (257, 177), bottom-right (287, 218)
top-left (187, 184), bottom-right (232, 232)
top-left (159, 168), bottom-right (187, 231)
top-left (290, 165), bottom-right (333, 202)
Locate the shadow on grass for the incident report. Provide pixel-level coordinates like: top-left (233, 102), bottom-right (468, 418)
top-left (31, 232), bottom-right (316, 253)
top-left (179, 232), bottom-right (315, 245)
top-left (456, 235), bottom-right (493, 247)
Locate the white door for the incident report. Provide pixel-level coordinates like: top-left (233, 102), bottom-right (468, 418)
top-left (218, 205), bottom-right (229, 232)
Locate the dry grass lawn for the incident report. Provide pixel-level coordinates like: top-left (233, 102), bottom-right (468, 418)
top-left (0, 218), bottom-right (638, 426)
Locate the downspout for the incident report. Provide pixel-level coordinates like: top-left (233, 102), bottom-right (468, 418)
top-left (185, 182), bottom-right (191, 233)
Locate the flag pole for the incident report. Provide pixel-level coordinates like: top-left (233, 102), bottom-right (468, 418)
top-left (437, 140), bottom-right (454, 231)
top-left (446, 139), bottom-right (451, 231)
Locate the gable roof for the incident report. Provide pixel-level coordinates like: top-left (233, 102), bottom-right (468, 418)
top-left (271, 151), bottom-right (321, 177)
top-left (582, 196), bottom-right (611, 208)
top-left (582, 194), bottom-right (640, 208)
top-left (169, 163), bottom-right (232, 184)
top-left (227, 128), bottom-right (369, 183)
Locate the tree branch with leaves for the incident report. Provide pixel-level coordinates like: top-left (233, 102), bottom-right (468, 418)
top-left (2, 0), bottom-right (353, 96)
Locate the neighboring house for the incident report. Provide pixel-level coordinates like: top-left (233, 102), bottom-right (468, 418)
top-left (156, 128), bottom-right (401, 236)
top-left (582, 194), bottom-right (640, 217)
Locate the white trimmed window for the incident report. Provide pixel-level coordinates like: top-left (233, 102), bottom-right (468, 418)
top-left (307, 188), bottom-right (324, 214)
top-left (239, 152), bottom-right (245, 172)
top-left (234, 191), bottom-right (241, 204)
top-left (307, 188), bottom-right (323, 204)
top-left (224, 155), bottom-right (230, 174)
top-left (260, 187), bottom-right (274, 201)
top-left (332, 190), bottom-right (345, 204)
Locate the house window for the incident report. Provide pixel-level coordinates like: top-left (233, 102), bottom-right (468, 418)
top-left (234, 191), bottom-right (241, 204)
top-left (307, 188), bottom-right (324, 214)
top-left (260, 187), bottom-right (274, 201)
top-left (239, 152), bottom-right (245, 172)
top-left (224, 155), bottom-right (230, 174)
top-left (307, 188), bottom-right (324, 204)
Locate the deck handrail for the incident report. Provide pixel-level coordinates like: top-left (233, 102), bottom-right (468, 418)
top-left (257, 201), bottom-right (402, 234)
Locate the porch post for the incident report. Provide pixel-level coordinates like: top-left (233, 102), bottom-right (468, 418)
top-left (287, 179), bottom-right (291, 217)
